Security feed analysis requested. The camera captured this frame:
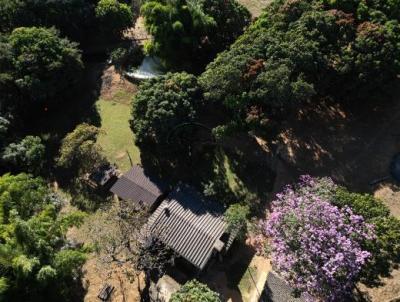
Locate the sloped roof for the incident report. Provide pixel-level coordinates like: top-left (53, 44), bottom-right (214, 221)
top-left (145, 185), bottom-right (228, 270)
top-left (261, 272), bottom-right (305, 302)
top-left (110, 165), bottom-right (168, 207)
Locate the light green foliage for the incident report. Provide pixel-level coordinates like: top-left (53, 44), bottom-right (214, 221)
top-left (12, 255), bottom-right (40, 278)
top-left (36, 265), bottom-right (57, 284)
top-left (0, 173), bottom-right (48, 222)
top-left (53, 250), bottom-right (86, 278)
top-left (0, 173), bottom-right (86, 300)
top-left (2, 135), bottom-right (45, 172)
top-left (141, 0), bottom-right (250, 66)
top-left (57, 123), bottom-right (107, 175)
top-left (131, 72), bottom-right (202, 146)
top-left (170, 279), bottom-right (221, 302)
top-left (224, 203), bottom-right (250, 235)
top-left (96, 0), bottom-right (133, 36)
top-left (199, 0), bottom-right (400, 129)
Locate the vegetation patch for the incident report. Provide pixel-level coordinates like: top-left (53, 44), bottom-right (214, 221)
top-left (97, 99), bottom-right (140, 172)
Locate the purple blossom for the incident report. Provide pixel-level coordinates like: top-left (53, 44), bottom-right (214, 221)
top-left (261, 176), bottom-right (375, 301)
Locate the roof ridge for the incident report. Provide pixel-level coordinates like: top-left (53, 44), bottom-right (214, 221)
top-left (159, 201), bottom-right (225, 244)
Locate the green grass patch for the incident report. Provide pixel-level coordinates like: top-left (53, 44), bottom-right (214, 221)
top-left (96, 99), bottom-right (140, 172)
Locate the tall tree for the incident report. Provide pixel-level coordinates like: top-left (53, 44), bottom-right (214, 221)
top-left (0, 27), bottom-right (83, 113)
top-left (131, 72), bottom-right (203, 147)
top-left (141, 0), bottom-right (250, 68)
top-left (0, 173), bottom-right (86, 301)
top-left (199, 0), bottom-right (400, 130)
top-left (57, 123), bottom-right (107, 176)
top-left (259, 176), bottom-right (375, 301)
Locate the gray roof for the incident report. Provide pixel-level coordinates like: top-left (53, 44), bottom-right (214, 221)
top-left (145, 185), bottom-right (228, 270)
top-left (261, 272), bottom-right (304, 302)
top-left (110, 165), bottom-right (167, 208)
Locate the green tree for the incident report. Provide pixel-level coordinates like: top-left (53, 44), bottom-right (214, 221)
top-left (131, 72), bottom-right (203, 147)
top-left (57, 123), bottom-right (107, 176)
top-left (199, 0), bottom-right (400, 130)
top-left (0, 0), bottom-right (94, 40)
top-left (95, 0), bottom-right (133, 37)
top-left (296, 176), bottom-right (400, 286)
top-left (170, 279), bottom-right (221, 302)
top-left (1, 27), bottom-right (83, 111)
top-left (2, 135), bottom-right (45, 172)
top-left (224, 203), bottom-right (250, 238)
top-left (0, 116), bottom-right (10, 143)
top-left (141, 0), bottom-right (250, 67)
top-left (0, 173), bottom-right (86, 301)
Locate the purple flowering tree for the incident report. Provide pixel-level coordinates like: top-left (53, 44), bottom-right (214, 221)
top-left (261, 176), bottom-right (375, 301)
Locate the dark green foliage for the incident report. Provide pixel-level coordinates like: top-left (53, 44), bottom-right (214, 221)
top-left (0, 0), bottom-right (94, 40)
top-left (0, 116), bottom-right (10, 141)
top-left (141, 0), bottom-right (250, 68)
top-left (109, 42), bottom-right (144, 73)
top-left (332, 188), bottom-right (400, 285)
top-left (95, 0), bottom-right (133, 37)
top-left (2, 136), bottom-right (45, 173)
top-left (0, 173), bottom-right (86, 301)
top-left (170, 279), bottom-right (221, 302)
top-left (199, 0), bottom-right (400, 129)
top-left (131, 72), bottom-right (203, 147)
top-left (0, 27), bottom-right (83, 112)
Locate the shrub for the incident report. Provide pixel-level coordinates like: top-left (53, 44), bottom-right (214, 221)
top-left (170, 280), bottom-right (221, 302)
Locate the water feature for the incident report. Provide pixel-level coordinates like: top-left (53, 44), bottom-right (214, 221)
top-left (125, 56), bottom-right (165, 80)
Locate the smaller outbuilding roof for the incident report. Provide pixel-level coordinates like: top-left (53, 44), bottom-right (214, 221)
top-left (145, 185), bottom-right (231, 270)
top-left (261, 272), bottom-right (304, 302)
top-left (110, 165), bottom-right (168, 209)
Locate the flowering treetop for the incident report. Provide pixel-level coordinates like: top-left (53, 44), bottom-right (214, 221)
top-left (262, 175), bottom-right (375, 301)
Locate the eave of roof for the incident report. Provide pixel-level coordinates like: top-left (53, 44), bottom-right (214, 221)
top-left (146, 185), bottom-right (228, 270)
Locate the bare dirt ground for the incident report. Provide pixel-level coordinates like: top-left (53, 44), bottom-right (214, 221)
top-left (257, 92), bottom-right (400, 301)
top-left (124, 17), bottom-right (151, 44)
top-left (238, 0), bottom-right (271, 17)
top-left (268, 97), bottom-right (400, 194)
top-left (100, 66), bottom-right (137, 103)
top-left (81, 258), bottom-right (144, 302)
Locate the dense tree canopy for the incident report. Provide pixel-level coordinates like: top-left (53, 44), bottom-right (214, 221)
top-left (0, 27), bottom-right (83, 113)
top-left (199, 0), bottom-right (400, 129)
top-left (95, 0), bottom-right (133, 36)
top-left (261, 176), bottom-right (374, 301)
top-left (1, 135), bottom-right (45, 173)
top-left (170, 279), bottom-right (221, 302)
top-left (57, 123), bottom-right (107, 176)
top-left (296, 176), bottom-right (400, 285)
top-left (0, 173), bottom-right (86, 301)
top-left (131, 72), bottom-right (203, 147)
top-left (141, 0), bottom-right (251, 67)
top-left (0, 0), bottom-right (94, 40)
top-left (0, 0), bottom-right (136, 42)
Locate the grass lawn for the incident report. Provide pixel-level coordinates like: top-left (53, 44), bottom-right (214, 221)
top-left (96, 97), bottom-right (140, 172)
